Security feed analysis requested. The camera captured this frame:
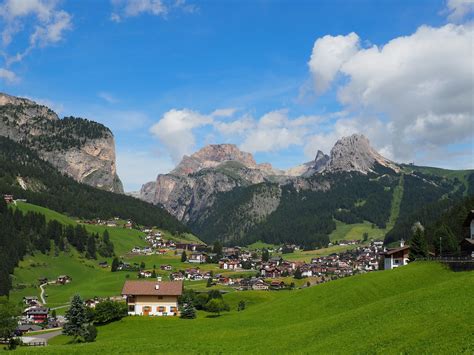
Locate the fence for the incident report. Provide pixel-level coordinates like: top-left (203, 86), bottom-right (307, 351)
top-left (417, 256), bottom-right (474, 271)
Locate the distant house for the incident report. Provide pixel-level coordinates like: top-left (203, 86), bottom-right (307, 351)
top-left (16, 324), bottom-right (42, 335)
top-left (121, 280), bottom-right (183, 316)
top-left (383, 242), bottom-right (410, 270)
top-left (170, 272), bottom-right (184, 281)
top-left (99, 261), bottom-right (108, 268)
top-left (23, 296), bottom-right (39, 306)
top-left (3, 194), bottom-right (13, 204)
top-left (160, 264), bottom-right (172, 271)
top-left (188, 253), bottom-right (206, 264)
top-left (56, 275), bottom-right (72, 285)
top-left (252, 279), bottom-right (269, 291)
top-left (24, 306), bottom-right (49, 323)
top-left (270, 281), bottom-right (285, 290)
top-left (38, 277), bottom-right (48, 285)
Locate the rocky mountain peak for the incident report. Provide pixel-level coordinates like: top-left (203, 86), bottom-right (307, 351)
top-left (325, 134), bottom-right (397, 173)
top-left (172, 144), bottom-right (257, 176)
top-left (0, 92), bottom-right (59, 122)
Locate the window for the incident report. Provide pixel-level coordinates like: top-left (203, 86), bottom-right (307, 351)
top-left (128, 305), bottom-right (135, 312)
top-left (158, 306), bottom-right (165, 312)
top-left (170, 307), bottom-right (177, 313)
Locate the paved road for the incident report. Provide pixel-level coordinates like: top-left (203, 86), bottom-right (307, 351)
top-left (21, 330), bottom-right (62, 346)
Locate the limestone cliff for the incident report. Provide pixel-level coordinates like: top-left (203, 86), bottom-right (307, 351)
top-left (0, 93), bottom-right (123, 193)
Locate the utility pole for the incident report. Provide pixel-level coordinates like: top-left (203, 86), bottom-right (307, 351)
top-left (439, 237), bottom-right (442, 259)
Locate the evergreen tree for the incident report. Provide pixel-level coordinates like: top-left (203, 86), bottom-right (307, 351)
top-left (63, 294), bottom-right (88, 341)
top-left (206, 278), bottom-right (213, 287)
top-left (86, 235), bottom-right (97, 259)
top-left (0, 298), bottom-right (20, 340)
top-left (111, 257), bottom-right (119, 272)
top-left (213, 241), bottom-right (223, 259)
top-left (262, 248), bottom-right (270, 262)
top-left (181, 250), bottom-right (187, 262)
top-left (433, 225), bottom-right (458, 256)
top-left (237, 300), bottom-right (246, 311)
top-left (409, 222), bottom-right (428, 261)
top-left (180, 293), bottom-right (197, 319)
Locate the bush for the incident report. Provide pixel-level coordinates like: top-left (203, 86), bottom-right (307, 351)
top-left (93, 300), bottom-right (127, 325)
top-left (83, 324), bottom-right (97, 342)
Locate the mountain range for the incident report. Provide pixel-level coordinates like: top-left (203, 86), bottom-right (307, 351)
top-left (1, 93), bottom-right (472, 247)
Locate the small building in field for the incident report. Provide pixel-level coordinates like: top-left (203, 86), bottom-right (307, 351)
top-left (122, 280), bottom-right (183, 316)
top-left (251, 279), bottom-right (269, 291)
top-left (383, 244), bottom-right (410, 270)
top-left (3, 194), bottom-right (14, 204)
top-left (56, 275), bottom-right (72, 285)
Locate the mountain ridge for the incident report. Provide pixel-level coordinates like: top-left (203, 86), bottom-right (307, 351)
top-left (0, 93), bottom-right (123, 193)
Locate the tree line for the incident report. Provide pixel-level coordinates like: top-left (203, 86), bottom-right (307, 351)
top-left (0, 198), bottom-right (114, 297)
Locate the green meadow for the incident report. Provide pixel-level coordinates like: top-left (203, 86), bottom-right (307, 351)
top-left (18, 262), bottom-right (473, 354)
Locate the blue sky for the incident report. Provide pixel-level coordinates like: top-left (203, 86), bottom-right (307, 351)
top-left (0, 0), bottom-right (473, 191)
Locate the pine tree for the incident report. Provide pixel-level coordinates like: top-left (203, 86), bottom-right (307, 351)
top-left (206, 277), bottom-right (213, 287)
top-left (262, 249), bottom-right (270, 262)
top-left (409, 222), bottom-right (428, 261)
top-left (181, 250), bottom-right (187, 262)
top-left (86, 235), bottom-right (96, 259)
top-left (180, 294), bottom-right (197, 319)
top-left (237, 300), bottom-right (246, 311)
top-left (111, 257), bottom-right (119, 272)
top-left (294, 267), bottom-right (303, 279)
top-left (63, 294), bottom-right (88, 341)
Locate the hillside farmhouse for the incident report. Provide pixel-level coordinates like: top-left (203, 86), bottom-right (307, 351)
top-left (122, 280), bottom-right (183, 316)
top-left (383, 241), bottom-right (410, 270)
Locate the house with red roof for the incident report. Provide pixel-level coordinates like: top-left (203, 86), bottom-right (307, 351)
top-left (121, 280), bottom-right (183, 316)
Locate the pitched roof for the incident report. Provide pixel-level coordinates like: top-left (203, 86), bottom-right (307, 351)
top-left (383, 245), bottom-right (410, 256)
top-left (461, 238), bottom-right (474, 245)
top-left (121, 280), bottom-right (183, 296)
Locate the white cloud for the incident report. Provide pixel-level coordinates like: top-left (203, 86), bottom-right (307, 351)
top-left (210, 108), bottom-right (237, 118)
top-left (308, 32), bottom-right (359, 93)
top-left (307, 24), bottom-right (474, 162)
top-left (98, 92), bottom-right (119, 104)
top-left (0, 67), bottom-right (18, 83)
top-left (0, 0), bottom-right (72, 67)
top-left (110, 0), bottom-right (197, 22)
top-left (446, 0), bottom-right (474, 22)
top-left (238, 110), bottom-right (321, 154)
top-left (149, 108), bottom-right (212, 162)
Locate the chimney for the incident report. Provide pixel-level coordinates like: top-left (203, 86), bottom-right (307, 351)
top-left (155, 284), bottom-right (160, 290)
top-left (400, 239), bottom-right (405, 247)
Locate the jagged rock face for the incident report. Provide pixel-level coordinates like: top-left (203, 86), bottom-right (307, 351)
top-left (324, 134), bottom-right (398, 174)
top-left (0, 93), bottom-right (123, 193)
top-left (139, 134), bottom-right (398, 223)
top-left (171, 144), bottom-right (258, 175)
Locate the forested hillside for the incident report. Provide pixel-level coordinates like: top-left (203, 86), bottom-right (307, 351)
top-left (0, 137), bottom-right (189, 234)
top-left (191, 164), bottom-right (472, 247)
top-left (0, 199), bottom-right (113, 296)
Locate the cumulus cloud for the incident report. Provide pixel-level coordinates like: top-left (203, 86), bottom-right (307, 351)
top-left (307, 23), bottom-right (474, 162)
top-left (150, 109), bottom-right (213, 162)
top-left (110, 0), bottom-right (197, 22)
top-left (446, 0), bottom-right (474, 22)
top-left (308, 32), bottom-right (359, 93)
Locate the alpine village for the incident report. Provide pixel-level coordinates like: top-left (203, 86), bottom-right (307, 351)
top-left (0, 1), bottom-right (473, 354)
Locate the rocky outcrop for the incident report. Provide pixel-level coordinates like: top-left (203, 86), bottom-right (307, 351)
top-left (324, 134), bottom-right (399, 174)
top-left (0, 93), bottom-right (123, 193)
top-left (139, 134), bottom-right (399, 223)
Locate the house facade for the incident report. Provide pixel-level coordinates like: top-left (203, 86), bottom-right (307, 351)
top-left (122, 280), bottom-right (183, 316)
top-left (461, 210), bottom-right (474, 257)
top-left (383, 245), bottom-right (410, 270)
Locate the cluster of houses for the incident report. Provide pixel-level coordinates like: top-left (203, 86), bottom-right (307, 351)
top-left (81, 217), bottom-right (133, 229)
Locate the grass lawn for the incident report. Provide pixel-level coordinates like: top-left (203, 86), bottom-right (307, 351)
top-left (246, 241), bottom-right (279, 250)
top-left (329, 220), bottom-right (385, 242)
top-left (18, 262), bottom-right (473, 354)
top-left (280, 244), bottom-right (360, 262)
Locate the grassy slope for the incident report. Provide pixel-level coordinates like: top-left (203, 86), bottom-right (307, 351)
top-left (10, 203), bottom-right (208, 306)
top-left (402, 165), bottom-right (473, 194)
top-left (22, 263), bottom-right (473, 354)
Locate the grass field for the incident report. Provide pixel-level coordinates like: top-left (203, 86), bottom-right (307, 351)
top-left (17, 262), bottom-right (473, 354)
top-left (329, 220), bottom-right (385, 242)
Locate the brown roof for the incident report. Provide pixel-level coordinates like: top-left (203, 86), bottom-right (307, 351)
top-left (460, 238), bottom-right (474, 245)
top-left (121, 280), bottom-right (183, 296)
top-left (383, 245), bottom-right (410, 256)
